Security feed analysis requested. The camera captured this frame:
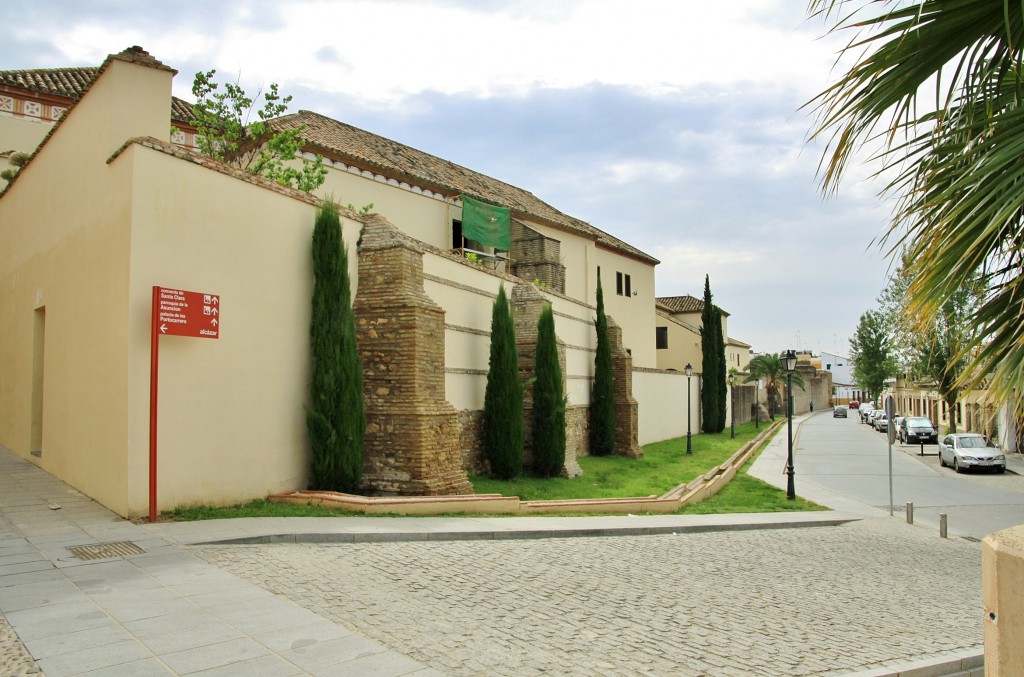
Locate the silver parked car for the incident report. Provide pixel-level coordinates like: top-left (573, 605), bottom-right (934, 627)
top-left (859, 406), bottom-right (875, 424)
top-left (938, 433), bottom-right (1006, 474)
top-left (875, 415), bottom-right (889, 433)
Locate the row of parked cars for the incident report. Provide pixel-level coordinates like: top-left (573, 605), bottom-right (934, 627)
top-left (839, 401), bottom-right (1006, 473)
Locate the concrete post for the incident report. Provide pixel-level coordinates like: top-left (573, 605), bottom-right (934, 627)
top-left (983, 525), bottom-right (1024, 676)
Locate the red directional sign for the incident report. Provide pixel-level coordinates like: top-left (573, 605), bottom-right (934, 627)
top-left (153, 287), bottom-right (220, 339)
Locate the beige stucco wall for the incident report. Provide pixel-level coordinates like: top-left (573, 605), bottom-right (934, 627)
top-left (121, 145), bottom-right (360, 516)
top-left (655, 311), bottom-right (702, 373)
top-left (592, 248), bottom-right (656, 368)
top-left (0, 113), bottom-right (51, 156)
top-left (422, 251), bottom-right (598, 412)
top-left (0, 59), bottom-right (175, 515)
top-left (634, 368), bottom-right (691, 445)
top-left (726, 342), bottom-right (750, 373)
top-left (0, 57), bottom-right (368, 517)
top-left (315, 160), bottom-right (658, 368)
top-left (317, 163), bottom-right (453, 251)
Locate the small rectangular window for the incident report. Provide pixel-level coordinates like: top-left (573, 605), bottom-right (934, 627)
top-left (616, 272), bottom-right (623, 295)
top-left (656, 327), bottom-right (668, 350)
top-left (624, 274), bottom-right (631, 297)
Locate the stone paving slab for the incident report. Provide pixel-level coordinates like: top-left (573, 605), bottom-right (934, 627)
top-left (0, 445), bottom-right (431, 677)
top-left (192, 517), bottom-right (984, 677)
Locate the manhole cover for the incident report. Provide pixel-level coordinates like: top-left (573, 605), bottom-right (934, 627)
top-left (67, 541), bottom-right (146, 560)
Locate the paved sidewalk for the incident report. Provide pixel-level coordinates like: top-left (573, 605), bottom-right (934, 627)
top-left (0, 446), bottom-right (438, 677)
top-left (0, 429), bottom-right (986, 677)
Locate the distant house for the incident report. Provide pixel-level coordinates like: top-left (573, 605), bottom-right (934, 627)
top-left (2, 47), bottom-right (725, 516)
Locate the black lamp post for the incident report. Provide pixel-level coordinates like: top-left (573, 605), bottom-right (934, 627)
top-left (728, 373), bottom-right (735, 439)
top-left (685, 362), bottom-right (693, 454)
top-left (783, 349), bottom-right (797, 500)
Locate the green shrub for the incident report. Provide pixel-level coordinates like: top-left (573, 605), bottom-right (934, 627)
top-left (484, 285), bottom-right (524, 479)
top-left (590, 275), bottom-right (616, 455)
top-left (306, 201), bottom-right (364, 492)
top-left (532, 305), bottom-right (566, 477)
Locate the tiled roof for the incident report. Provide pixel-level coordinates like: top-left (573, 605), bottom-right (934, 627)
top-left (2, 47), bottom-right (188, 197)
top-left (0, 52), bottom-right (195, 124)
top-left (656, 295), bottom-right (731, 317)
top-left (273, 110), bottom-right (659, 265)
top-left (657, 295), bottom-right (703, 313)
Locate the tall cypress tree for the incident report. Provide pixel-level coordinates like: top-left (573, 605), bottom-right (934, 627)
top-left (714, 297), bottom-right (727, 431)
top-left (590, 274), bottom-right (616, 455)
top-left (532, 304), bottom-right (565, 477)
top-left (700, 275), bottom-right (724, 433)
top-left (484, 285), bottom-right (523, 479)
top-left (306, 201), bottom-right (365, 492)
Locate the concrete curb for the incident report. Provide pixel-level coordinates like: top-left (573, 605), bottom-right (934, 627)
top-left (192, 515), bottom-right (859, 545)
top-left (839, 648), bottom-right (983, 676)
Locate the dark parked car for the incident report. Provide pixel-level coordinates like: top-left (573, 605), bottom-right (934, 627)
top-left (898, 416), bottom-right (937, 444)
top-left (938, 433), bottom-right (1005, 473)
top-left (833, 406), bottom-right (848, 418)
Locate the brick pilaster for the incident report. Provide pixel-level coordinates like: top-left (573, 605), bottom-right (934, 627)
top-left (354, 216), bottom-right (472, 495)
top-left (606, 317), bottom-right (643, 458)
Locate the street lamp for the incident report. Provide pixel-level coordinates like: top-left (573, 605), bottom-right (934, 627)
top-left (783, 349), bottom-right (798, 500)
top-left (685, 363), bottom-right (693, 455)
top-left (728, 373), bottom-right (735, 439)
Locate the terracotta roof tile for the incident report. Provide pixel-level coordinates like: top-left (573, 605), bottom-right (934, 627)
top-left (656, 295), bottom-right (704, 313)
top-left (0, 50), bottom-right (194, 124)
top-left (274, 110), bottom-right (658, 265)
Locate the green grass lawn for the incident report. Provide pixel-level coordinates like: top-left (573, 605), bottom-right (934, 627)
top-left (163, 420), bottom-right (824, 520)
top-left (472, 420), bottom-right (766, 500)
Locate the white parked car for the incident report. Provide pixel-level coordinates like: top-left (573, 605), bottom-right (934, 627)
top-left (938, 433), bottom-right (1006, 474)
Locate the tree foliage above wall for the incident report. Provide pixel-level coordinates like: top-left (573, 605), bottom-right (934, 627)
top-left (191, 70), bottom-right (327, 192)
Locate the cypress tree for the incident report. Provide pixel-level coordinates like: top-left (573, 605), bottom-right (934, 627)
top-left (590, 274), bottom-right (616, 455)
top-left (484, 285), bottom-right (524, 479)
top-left (713, 300), bottom-right (728, 431)
top-left (532, 304), bottom-right (566, 477)
top-left (700, 274), bottom-right (724, 433)
top-left (306, 201), bottom-right (365, 492)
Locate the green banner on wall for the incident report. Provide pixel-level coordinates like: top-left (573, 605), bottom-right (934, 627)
top-left (460, 195), bottom-right (510, 251)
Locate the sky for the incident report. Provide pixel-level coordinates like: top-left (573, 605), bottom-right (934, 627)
top-left (0, 0), bottom-right (897, 357)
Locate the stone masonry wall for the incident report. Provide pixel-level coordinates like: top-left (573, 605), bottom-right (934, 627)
top-left (607, 317), bottom-right (643, 458)
top-left (511, 220), bottom-right (566, 293)
top-left (354, 216), bottom-right (473, 495)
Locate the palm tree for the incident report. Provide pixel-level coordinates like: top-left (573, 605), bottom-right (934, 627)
top-left (808, 0), bottom-right (1024, 404)
top-left (744, 353), bottom-right (805, 420)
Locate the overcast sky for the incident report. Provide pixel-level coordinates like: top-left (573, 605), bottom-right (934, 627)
top-left (1, 0), bottom-right (896, 357)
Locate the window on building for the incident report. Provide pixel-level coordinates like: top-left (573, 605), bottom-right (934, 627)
top-left (656, 327), bottom-right (668, 349)
top-left (615, 271), bottom-right (631, 297)
top-left (451, 219), bottom-right (484, 252)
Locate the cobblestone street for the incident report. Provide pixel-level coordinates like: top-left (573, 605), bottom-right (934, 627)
top-left (193, 518), bottom-right (982, 676)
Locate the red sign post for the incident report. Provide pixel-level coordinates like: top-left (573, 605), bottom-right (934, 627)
top-left (149, 286), bottom-right (220, 522)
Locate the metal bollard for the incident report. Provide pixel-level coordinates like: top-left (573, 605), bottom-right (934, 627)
top-left (939, 513), bottom-right (947, 538)
top-left (906, 502), bottom-right (914, 525)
